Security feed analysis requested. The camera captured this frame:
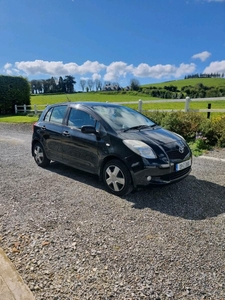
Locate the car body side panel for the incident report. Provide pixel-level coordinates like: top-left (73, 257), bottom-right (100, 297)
top-left (34, 122), bottom-right (63, 162)
top-left (61, 127), bottom-right (110, 174)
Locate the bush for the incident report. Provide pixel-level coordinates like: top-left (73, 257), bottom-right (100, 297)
top-left (145, 111), bottom-right (168, 125)
top-left (144, 111), bottom-right (225, 151)
top-left (146, 111), bottom-right (207, 141)
top-left (211, 115), bottom-right (225, 147)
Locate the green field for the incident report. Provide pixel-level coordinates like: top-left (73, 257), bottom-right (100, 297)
top-left (142, 78), bottom-right (225, 89)
top-left (30, 92), bottom-right (225, 112)
top-left (30, 92), bottom-right (157, 105)
top-left (1, 78), bottom-right (225, 123)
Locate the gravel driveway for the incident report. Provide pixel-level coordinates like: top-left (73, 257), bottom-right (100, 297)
top-left (0, 123), bottom-right (225, 300)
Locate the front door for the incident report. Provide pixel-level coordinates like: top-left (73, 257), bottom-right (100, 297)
top-left (61, 108), bottom-right (105, 173)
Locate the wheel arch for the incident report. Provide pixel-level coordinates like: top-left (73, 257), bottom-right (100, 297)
top-left (32, 139), bottom-right (50, 160)
top-left (32, 139), bottom-right (40, 156)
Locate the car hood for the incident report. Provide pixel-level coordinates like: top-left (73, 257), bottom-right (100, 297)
top-left (118, 127), bottom-right (182, 146)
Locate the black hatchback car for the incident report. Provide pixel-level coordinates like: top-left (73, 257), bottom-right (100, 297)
top-left (32, 102), bottom-right (192, 196)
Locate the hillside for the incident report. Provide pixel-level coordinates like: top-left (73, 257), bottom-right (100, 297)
top-left (142, 78), bottom-right (225, 90)
top-left (30, 78), bottom-right (225, 106)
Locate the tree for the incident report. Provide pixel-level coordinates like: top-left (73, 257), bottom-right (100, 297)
top-left (49, 77), bottom-right (57, 93)
top-left (164, 85), bottom-right (178, 92)
top-left (95, 79), bottom-right (102, 91)
top-left (80, 79), bottom-right (86, 92)
top-left (130, 78), bottom-right (140, 91)
top-left (87, 79), bottom-right (94, 91)
top-left (36, 80), bottom-right (43, 93)
top-left (42, 79), bottom-right (51, 93)
top-left (58, 76), bottom-right (66, 93)
top-left (30, 80), bottom-right (38, 94)
top-left (64, 75), bottom-right (76, 93)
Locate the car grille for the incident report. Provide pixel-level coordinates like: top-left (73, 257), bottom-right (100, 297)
top-left (166, 146), bottom-right (190, 160)
top-left (160, 166), bottom-right (191, 181)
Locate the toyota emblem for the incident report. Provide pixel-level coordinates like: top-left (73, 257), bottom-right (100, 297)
top-left (179, 145), bottom-right (185, 153)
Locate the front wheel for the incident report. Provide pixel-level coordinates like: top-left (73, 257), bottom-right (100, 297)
top-left (103, 159), bottom-right (133, 196)
top-left (33, 142), bottom-right (50, 167)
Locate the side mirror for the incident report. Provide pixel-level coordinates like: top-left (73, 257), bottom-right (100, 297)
top-left (81, 125), bottom-right (102, 140)
top-left (81, 125), bottom-right (96, 134)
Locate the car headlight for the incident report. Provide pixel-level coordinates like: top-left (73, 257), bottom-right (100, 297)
top-left (123, 140), bottom-right (157, 159)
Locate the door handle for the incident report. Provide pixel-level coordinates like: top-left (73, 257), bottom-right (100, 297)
top-left (63, 131), bottom-right (70, 137)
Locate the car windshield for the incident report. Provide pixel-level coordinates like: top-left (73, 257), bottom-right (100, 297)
top-left (92, 105), bottom-right (155, 131)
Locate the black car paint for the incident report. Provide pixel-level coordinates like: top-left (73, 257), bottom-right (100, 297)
top-left (32, 102), bottom-right (192, 191)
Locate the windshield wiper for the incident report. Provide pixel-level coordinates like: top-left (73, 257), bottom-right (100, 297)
top-left (123, 125), bottom-right (154, 132)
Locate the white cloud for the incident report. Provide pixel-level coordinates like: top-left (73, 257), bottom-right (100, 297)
top-left (7, 58), bottom-right (225, 82)
top-left (4, 63), bottom-right (12, 69)
top-left (104, 61), bottom-right (133, 81)
top-left (3, 63), bottom-right (20, 75)
top-left (12, 60), bottom-right (106, 76)
top-left (203, 60), bottom-right (225, 73)
top-left (174, 63), bottom-right (197, 77)
top-left (92, 73), bottom-right (101, 80)
top-left (132, 63), bottom-right (196, 79)
top-left (77, 61), bottom-right (106, 75)
top-left (192, 51), bottom-right (211, 62)
top-left (3, 63), bottom-right (12, 74)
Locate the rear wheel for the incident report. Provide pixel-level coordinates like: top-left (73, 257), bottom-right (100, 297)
top-left (33, 142), bottom-right (50, 167)
top-left (103, 159), bottom-right (133, 196)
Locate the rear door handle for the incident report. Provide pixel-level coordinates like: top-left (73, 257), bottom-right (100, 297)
top-left (63, 131), bottom-right (70, 137)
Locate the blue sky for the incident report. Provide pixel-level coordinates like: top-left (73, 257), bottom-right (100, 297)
top-left (1, 0), bottom-right (225, 90)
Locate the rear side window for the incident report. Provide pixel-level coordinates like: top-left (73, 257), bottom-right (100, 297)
top-left (44, 106), bottom-right (67, 124)
top-left (44, 108), bottom-right (52, 122)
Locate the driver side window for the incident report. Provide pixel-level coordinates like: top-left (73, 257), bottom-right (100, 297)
top-left (68, 109), bottom-right (95, 128)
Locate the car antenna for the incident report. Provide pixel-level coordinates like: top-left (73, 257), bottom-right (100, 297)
top-left (65, 94), bottom-right (71, 102)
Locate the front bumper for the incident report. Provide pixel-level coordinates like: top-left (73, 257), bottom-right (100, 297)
top-left (130, 159), bottom-right (192, 187)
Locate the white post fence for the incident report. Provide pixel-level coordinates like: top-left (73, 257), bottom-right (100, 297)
top-left (137, 97), bottom-right (191, 113)
top-left (14, 97), bottom-right (225, 115)
top-left (14, 104), bottom-right (47, 114)
top-left (184, 97), bottom-right (191, 112)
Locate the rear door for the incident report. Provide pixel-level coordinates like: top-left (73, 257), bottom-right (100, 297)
top-left (39, 105), bottom-right (67, 162)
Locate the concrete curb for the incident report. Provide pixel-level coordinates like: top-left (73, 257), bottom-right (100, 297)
top-left (0, 248), bottom-right (35, 300)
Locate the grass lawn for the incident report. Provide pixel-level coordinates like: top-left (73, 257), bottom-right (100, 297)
top-left (0, 115), bottom-right (38, 123)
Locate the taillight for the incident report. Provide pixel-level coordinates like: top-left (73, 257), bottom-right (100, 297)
top-left (32, 122), bottom-right (37, 132)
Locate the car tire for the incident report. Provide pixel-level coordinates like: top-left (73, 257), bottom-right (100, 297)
top-left (103, 159), bottom-right (133, 196)
top-left (33, 142), bottom-right (50, 168)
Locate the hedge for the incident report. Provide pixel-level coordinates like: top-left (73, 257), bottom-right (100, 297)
top-left (0, 75), bottom-right (30, 114)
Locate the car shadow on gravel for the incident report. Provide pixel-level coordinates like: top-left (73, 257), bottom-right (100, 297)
top-left (47, 162), bottom-right (102, 187)
top-left (125, 175), bottom-right (225, 220)
top-left (46, 163), bottom-right (224, 221)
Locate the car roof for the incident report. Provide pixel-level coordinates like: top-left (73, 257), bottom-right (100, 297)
top-left (49, 102), bottom-right (122, 108)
